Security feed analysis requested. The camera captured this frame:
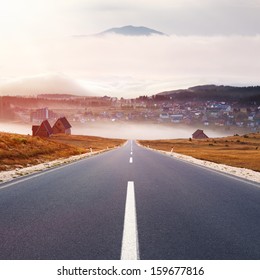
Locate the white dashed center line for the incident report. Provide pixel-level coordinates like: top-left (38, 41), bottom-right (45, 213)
top-left (129, 157), bottom-right (133, 163)
top-left (121, 181), bottom-right (139, 260)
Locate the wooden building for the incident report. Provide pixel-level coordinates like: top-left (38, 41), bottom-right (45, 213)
top-left (192, 129), bottom-right (209, 139)
top-left (32, 120), bottom-right (53, 137)
top-left (52, 117), bottom-right (72, 135)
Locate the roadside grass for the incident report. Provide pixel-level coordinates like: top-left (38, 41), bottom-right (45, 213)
top-left (0, 132), bottom-right (125, 171)
top-left (138, 133), bottom-right (260, 172)
top-left (50, 134), bottom-right (125, 151)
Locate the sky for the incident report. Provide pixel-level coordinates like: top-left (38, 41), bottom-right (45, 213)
top-left (0, 0), bottom-right (260, 98)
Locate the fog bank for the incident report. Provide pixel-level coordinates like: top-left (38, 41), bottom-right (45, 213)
top-left (0, 122), bottom-right (231, 140)
top-left (1, 34), bottom-right (260, 98)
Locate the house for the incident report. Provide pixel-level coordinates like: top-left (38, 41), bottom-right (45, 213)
top-left (52, 117), bottom-right (72, 135)
top-left (170, 114), bottom-right (183, 123)
top-left (159, 113), bottom-right (170, 119)
top-left (32, 120), bottom-right (53, 137)
top-left (192, 129), bottom-right (209, 139)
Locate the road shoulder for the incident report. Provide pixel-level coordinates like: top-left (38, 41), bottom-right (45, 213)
top-left (139, 144), bottom-right (260, 184)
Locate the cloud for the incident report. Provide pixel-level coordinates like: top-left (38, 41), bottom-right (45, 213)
top-left (1, 1), bottom-right (260, 98)
top-left (73, 0), bottom-right (260, 36)
top-left (0, 74), bottom-right (93, 96)
top-left (57, 34), bottom-right (260, 95)
top-left (1, 0), bottom-right (260, 40)
top-left (1, 34), bottom-right (260, 97)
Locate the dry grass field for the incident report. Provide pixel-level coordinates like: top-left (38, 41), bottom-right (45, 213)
top-left (0, 132), bottom-right (125, 171)
top-left (50, 134), bottom-right (125, 151)
top-left (139, 133), bottom-right (260, 172)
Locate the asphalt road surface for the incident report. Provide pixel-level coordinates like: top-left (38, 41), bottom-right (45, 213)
top-left (0, 140), bottom-right (260, 260)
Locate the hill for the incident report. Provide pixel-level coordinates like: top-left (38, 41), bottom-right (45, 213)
top-left (95, 25), bottom-right (166, 36)
top-left (156, 85), bottom-right (260, 103)
top-left (0, 133), bottom-right (125, 171)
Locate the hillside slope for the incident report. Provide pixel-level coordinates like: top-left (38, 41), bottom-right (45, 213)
top-left (157, 85), bottom-right (260, 103)
top-left (0, 133), bottom-right (125, 171)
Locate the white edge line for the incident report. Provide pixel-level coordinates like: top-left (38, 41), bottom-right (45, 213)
top-left (121, 181), bottom-right (139, 260)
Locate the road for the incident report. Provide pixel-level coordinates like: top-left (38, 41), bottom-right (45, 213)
top-left (0, 140), bottom-right (260, 260)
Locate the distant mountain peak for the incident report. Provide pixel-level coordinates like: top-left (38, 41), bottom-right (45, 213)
top-left (96, 25), bottom-right (166, 36)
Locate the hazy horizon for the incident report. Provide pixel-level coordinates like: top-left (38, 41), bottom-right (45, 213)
top-left (0, 121), bottom-right (237, 140)
top-left (0, 1), bottom-right (260, 98)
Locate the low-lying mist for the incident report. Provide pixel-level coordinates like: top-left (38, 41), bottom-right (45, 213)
top-left (0, 121), bottom-right (231, 140)
top-left (73, 122), bottom-right (231, 139)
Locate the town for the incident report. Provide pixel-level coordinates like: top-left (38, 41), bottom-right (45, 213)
top-left (0, 92), bottom-right (259, 135)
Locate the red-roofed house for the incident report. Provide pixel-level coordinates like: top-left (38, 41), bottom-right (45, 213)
top-left (52, 117), bottom-right (72, 135)
top-left (192, 129), bottom-right (209, 139)
top-left (32, 120), bottom-right (53, 137)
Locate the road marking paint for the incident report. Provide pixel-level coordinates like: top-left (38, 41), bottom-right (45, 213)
top-left (121, 181), bottom-right (139, 260)
top-left (130, 151), bottom-right (133, 155)
top-left (129, 157), bottom-right (133, 163)
top-left (130, 140), bottom-right (133, 152)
